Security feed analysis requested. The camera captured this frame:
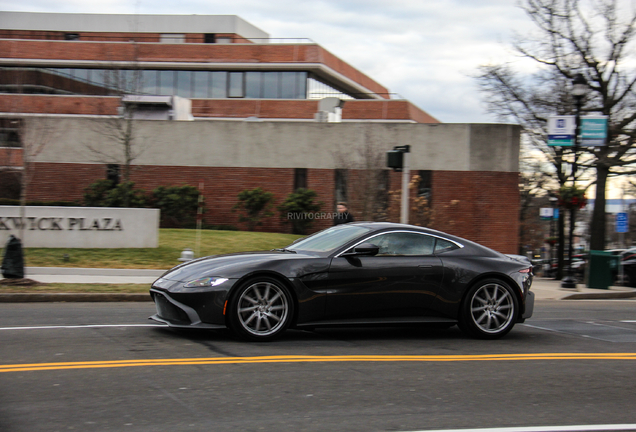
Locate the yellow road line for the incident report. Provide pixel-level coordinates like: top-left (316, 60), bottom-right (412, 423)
top-left (2, 353), bottom-right (636, 373)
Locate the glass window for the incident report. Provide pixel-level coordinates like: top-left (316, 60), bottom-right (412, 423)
top-left (262, 72), bottom-right (280, 98)
top-left (211, 72), bottom-right (227, 98)
top-left (372, 232), bottom-right (436, 256)
top-left (280, 72), bottom-right (298, 99)
top-left (176, 70), bottom-right (192, 98)
top-left (141, 70), bottom-right (157, 94)
top-left (228, 72), bottom-right (244, 97)
top-left (158, 70), bottom-right (174, 95)
top-left (335, 169), bottom-right (348, 203)
top-left (74, 69), bottom-right (89, 82)
top-left (294, 168), bottom-right (307, 190)
top-left (435, 238), bottom-right (459, 254)
top-left (192, 71), bottom-right (209, 98)
top-left (90, 69), bottom-right (106, 88)
top-left (296, 72), bottom-right (308, 99)
top-left (245, 72), bottom-right (261, 98)
top-left (289, 225), bottom-right (372, 253)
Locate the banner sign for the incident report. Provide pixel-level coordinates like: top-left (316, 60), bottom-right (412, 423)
top-left (580, 116), bottom-right (608, 146)
top-left (548, 116), bottom-right (576, 146)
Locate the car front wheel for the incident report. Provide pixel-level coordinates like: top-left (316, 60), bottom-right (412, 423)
top-left (459, 279), bottom-right (518, 339)
top-left (228, 277), bottom-right (294, 341)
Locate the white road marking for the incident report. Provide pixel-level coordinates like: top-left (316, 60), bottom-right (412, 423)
top-left (0, 324), bottom-right (166, 331)
top-left (401, 425), bottom-right (636, 432)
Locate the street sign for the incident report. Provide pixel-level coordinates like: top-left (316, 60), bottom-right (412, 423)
top-left (540, 208), bottom-right (554, 220)
top-left (580, 116), bottom-right (608, 146)
top-left (548, 116), bottom-right (576, 146)
top-left (616, 212), bottom-right (629, 233)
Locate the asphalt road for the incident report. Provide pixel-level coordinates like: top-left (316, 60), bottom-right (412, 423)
top-left (1, 300), bottom-right (636, 432)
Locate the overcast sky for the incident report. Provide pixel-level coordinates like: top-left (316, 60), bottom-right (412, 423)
top-left (0, 0), bottom-right (542, 123)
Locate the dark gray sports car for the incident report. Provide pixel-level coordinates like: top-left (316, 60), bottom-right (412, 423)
top-left (150, 222), bottom-right (534, 340)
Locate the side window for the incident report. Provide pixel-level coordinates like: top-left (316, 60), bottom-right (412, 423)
top-left (372, 232), bottom-right (435, 256)
top-left (435, 238), bottom-right (459, 254)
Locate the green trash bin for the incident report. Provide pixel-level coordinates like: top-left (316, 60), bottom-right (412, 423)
top-left (587, 250), bottom-right (619, 289)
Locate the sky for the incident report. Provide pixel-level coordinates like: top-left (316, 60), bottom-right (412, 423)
top-left (0, 0), bottom-right (539, 123)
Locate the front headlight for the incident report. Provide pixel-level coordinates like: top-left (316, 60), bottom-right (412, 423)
top-left (184, 277), bottom-right (229, 288)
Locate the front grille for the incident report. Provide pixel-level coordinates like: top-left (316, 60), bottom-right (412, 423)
top-left (154, 292), bottom-right (191, 324)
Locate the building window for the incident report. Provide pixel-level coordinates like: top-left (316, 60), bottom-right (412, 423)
top-left (204, 34), bottom-right (216, 43)
top-left (160, 34), bottom-right (185, 44)
top-left (107, 164), bottom-right (120, 185)
top-left (0, 119), bottom-right (22, 148)
top-left (64, 33), bottom-right (80, 41)
top-left (1, 67), bottom-right (312, 101)
top-left (228, 72), bottom-right (244, 98)
top-left (335, 169), bottom-right (348, 203)
top-left (418, 170), bottom-right (432, 202)
top-left (294, 168), bottom-right (307, 190)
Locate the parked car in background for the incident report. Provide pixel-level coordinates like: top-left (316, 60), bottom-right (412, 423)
top-left (620, 248), bottom-right (636, 287)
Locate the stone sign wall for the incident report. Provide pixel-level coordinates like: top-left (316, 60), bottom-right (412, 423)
top-left (0, 206), bottom-right (160, 248)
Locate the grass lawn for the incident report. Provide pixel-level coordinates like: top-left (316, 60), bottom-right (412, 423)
top-left (17, 229), bottom-right (303, 269)
top-left (0, 283), bottom-right (149, 293)
top-left (0, 229), bottom-right (304, 293)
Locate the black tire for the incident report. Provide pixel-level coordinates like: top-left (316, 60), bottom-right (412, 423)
top-left (228, 277), bottom-right (294, 341)
top-left (458, 278), bottom-right (518, 339)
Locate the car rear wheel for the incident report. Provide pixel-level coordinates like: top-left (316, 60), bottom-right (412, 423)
top-left (228, 277), bottom-right (294, 341)
top-left (459, 279), bottom-right (518, 339)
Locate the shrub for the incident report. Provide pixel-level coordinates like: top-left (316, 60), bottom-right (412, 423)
top-left (152, 185), bottom-right (201, 228)
top-left (233, 187), bottom-right (274, 231)
top-left (83, 180), bottom-right (147, 208)
top-left (278, 188), bottom-right (322, 234)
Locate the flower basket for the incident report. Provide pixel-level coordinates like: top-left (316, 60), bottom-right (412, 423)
top-left (558, 186), bottom-right (587, 210)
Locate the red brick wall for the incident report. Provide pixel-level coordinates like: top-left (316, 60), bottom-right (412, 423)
top-left (24, 163), bottom-right (518, 250)
top-left (431, 171), bottom-right (519, 253)
top-left (385, 170), bottom-right (519, 253)
top-left (0, 39), bottom-right (389, 96)
top-left (25, 163), bottom-right (335, 234)
top-left (0, 94), bottom-right (438, 123)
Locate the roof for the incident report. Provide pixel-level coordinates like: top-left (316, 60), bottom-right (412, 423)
top-left (0, 12), bottom-right (269, 40)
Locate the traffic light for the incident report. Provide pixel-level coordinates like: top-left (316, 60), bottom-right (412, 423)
top-left (386, 145), bottom-right (410, 171)
top-left (386, 150), bottom-right (404, 171)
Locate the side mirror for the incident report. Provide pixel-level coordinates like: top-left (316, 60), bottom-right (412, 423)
top-left (343, 242), bottom-right (379, 257)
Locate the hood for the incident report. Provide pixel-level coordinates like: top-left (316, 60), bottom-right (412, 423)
top-left (160, 250), bottom-right (316, 282)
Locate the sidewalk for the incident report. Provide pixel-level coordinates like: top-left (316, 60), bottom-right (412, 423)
top-left (531, 277), bottom-right (636, 300)
top-left (1, 269), bottom-right (635, 302)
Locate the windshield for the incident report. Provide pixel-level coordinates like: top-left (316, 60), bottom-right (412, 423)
top-left (287, 225), bottom-right (372, 253)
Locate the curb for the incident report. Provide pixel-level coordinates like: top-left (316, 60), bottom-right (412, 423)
top-left (0, 293), bottom-right (152, 303)
top-left (561, 290), bottom-right (636, 300)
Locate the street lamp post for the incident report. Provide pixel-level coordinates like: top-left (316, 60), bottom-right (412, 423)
top-left (561, 73), bottom-right (589, 289)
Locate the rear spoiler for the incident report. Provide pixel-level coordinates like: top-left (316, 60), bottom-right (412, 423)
top-left (505, 254), bottom-right (532, 266)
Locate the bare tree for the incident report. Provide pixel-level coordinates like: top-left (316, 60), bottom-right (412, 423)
top-left (332, 131), bottom-right (389, 221)
top-left (476, 0), bottom-right (636, 251)
top-left (86, 65), bottom-right (147, 186)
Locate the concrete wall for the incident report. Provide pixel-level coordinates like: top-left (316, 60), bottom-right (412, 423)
top-left (29, 118), bottom-right (520, 173)
top-left (0, 206), bottom-right (159, 248)
top-left (0, 12), bottom-right (269, 39)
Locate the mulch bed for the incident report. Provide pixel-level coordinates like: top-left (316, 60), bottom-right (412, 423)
top-left (0, 278), bottom-right (45, 287)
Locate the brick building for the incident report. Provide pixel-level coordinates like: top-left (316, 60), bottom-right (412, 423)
top-left (0, 12), bottom-right (521, 253)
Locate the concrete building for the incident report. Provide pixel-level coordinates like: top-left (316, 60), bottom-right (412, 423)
top-left (0, 12), bottom-right (521, 253)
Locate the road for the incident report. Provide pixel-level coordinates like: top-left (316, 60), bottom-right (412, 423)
top-left (1, 300), bottom-right (636, 432)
